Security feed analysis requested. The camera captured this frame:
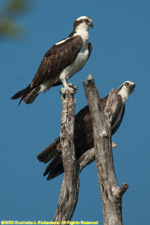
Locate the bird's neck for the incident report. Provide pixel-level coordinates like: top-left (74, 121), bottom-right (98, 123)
top-left (118, 89), bottom-right (129, 103)
top-left (76, 30), bottom-right (89, 43)
top-left (72, 24), bottom-right (89, 44)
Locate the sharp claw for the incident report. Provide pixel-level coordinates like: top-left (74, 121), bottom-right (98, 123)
top-left (61, 86), bottom-right (74, 94)
top-left (60, 83), bottom-right (78, 95)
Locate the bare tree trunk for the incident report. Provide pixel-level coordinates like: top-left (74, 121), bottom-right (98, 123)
top-left (83, 75), bottom-right (128, 225)
top-left (53, 85), bottom-right (79, 222)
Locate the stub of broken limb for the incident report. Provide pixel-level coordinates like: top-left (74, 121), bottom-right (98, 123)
top-left (112, 141), bottom-right (118, 148)
top-left (112, 183), bottom-right (129, 198)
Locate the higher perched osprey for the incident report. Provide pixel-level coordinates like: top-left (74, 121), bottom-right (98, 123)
top-left (37, 81), bottom-right (135, 180)
top-left (11, 16), bottom-right (93, 104)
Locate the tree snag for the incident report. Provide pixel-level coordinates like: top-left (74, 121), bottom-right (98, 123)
top-left (83, 75), bottom-right (128, 225)
top-left (53, 84), bottom-right (79, 222)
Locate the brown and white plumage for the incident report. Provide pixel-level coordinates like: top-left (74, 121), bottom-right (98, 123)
top-left (37, 81), bottom-right (135, 180)
top-left (11, 16), bottom-right (93, 104)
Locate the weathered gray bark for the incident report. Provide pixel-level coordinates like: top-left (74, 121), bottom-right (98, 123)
top-left (79, 142), bottom-right (117, 173)
top-left (83, 75), bottom-right (128, 225)
top-left (53, 85), bottom-right (79, 222)
top-left (53, 76), bottom-right (128, 223)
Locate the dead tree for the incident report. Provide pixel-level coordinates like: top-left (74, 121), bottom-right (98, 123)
top-left (83, 75), bottom-right (128, 225)
top-left (53, 75), bottom-right (128, 224)
top-left (53, 84), bottom-right (79, 222)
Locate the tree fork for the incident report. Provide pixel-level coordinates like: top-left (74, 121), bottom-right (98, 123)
top-left (83, 75), bottom-right (128, 225)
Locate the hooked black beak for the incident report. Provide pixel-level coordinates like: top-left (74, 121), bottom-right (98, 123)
top-left (130, 83), bottom-right (135, 92)
top-left (90, 22), bottom-right (94, 28)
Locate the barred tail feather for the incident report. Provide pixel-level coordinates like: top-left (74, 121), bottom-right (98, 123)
top-left (11, 85), bottom-right (31, 100)
top-left (37, 137), bottom-right (60, 163)
top-left (11, 85), bottom-right (40, 104)
top-left (37, 137), bottom-right (63, 180)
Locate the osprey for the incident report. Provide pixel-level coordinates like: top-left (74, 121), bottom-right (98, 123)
top-left (11, 16), bottom-right (93, 104)
top-left (37, 81), bottom-right (135, 180)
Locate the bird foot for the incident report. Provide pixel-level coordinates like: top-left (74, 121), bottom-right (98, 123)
top-left (60, 83), bottom-right (78, 95)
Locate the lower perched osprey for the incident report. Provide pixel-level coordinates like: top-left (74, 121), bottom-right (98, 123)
top-left (37, 81), bottom-right (135, 180)
top-left (11, 16), bottom-right (93, 104)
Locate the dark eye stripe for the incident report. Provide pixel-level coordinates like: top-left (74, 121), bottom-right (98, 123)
top-left (84, 19), bottom-right (90, 23)
top-left (74, 19), bottom-right (90, 28)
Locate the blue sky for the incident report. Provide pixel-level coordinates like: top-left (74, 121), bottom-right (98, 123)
top-left (1, 0), bottom-right (150, 224)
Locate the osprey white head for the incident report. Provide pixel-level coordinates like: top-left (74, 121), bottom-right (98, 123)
top-left (117, 81), bottom-right (135, 103)
top-left (74, 16), bottom-right (93, 30)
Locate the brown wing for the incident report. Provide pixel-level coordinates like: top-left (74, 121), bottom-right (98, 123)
top-left (73, 95), bottom-right (108, 158)
top-left (74, 94), bottom-right (125, 150)
top-left (111, 94), bottom-right (125, 135)
top-left (53, 42), bottom-right (93, 87)
top-left (37, 94), bottom-right (126, 180)
top-left (31, 35), bottom-right (83, 88)
top-left (112, 106), bottom-right (125, 134)
top-left (37, 95), bottom-right (109, 180)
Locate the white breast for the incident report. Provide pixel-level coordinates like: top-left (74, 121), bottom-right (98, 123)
top-left (59, 44), bottom-right (89, 81)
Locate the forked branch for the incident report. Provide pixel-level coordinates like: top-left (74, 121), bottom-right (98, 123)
top-left (83, 75), bottom-right (128, 225)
